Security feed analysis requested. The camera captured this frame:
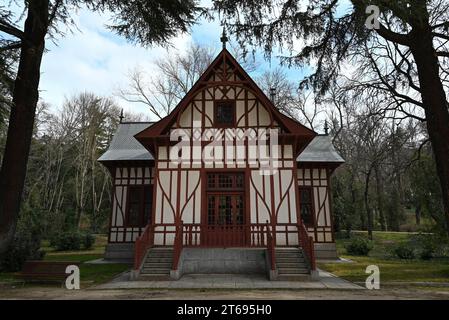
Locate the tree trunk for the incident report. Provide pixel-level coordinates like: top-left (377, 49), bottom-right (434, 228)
top-left (364, 165), bottom-right (374, 240)
top-left (415, 203), bottom-right (421, 226)
top-left (374, 164), bottom-right (386, 231)
top-left (0, 0), bottom-right (49, 255)
top-left (410, 26), bottom-right (449, 236)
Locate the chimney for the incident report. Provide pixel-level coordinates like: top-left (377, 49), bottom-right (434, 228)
top-left (270, 87), bottom-right (277, 103)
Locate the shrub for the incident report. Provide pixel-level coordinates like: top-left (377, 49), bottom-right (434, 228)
top-left (52, 231), bottom-right (95, 251)
top-left (345, 237), bottom-right (373, 256)
top-left (420, 246), bottom-right (434, 260)
top-left (394, 243), bottom-right (416, 259)
top-left (416, 234), bottom-right (442, 260)
top-left (82, 233), bottom-right (95, 250)
top-left (53, 232), bottom-right (82, 251)
top-left (0, 229), bottom-right (45, 272)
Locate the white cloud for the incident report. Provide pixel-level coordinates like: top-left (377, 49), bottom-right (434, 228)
top-left (40, 9), bottom-right (193, 120)
top-left (38, 5), bottom-right (312, 122)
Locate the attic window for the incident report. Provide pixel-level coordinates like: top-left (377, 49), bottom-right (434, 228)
top-left (214, 101), bottom-right (235, 127)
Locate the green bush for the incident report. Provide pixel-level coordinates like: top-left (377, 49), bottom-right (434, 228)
top-left (394, 243), bottom-right (416, 259)
top-left (0, 229), bottom-right (45, 272)
top-left (53, 232), bottom-right (82, 251)
top-left (410, 233), bottom-right (444, 260)
top-left (82, 233), bottom-right (95, 250)
top-left (420, 246), bottom-right (434, 260)
top-left (52, 231), bottom-right (95, 251)
top-left (345, 237), bottom-right (373, 256)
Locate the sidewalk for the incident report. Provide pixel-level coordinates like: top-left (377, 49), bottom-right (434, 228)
top-left (93, 269), bottom-right (363, 290)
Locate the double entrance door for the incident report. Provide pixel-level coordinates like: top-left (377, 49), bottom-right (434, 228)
top-left (202, 173), bottom-right (247, 247)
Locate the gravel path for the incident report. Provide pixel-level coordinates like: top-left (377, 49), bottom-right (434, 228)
top-left (1, 285), bottom-right (449, 300)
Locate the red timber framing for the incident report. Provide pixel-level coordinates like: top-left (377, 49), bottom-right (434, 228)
top-left (107, 164), bottom-right (155, 243)
top-left (297, 163), bottom-right (338, 244)
top-left (131, 47), bottom-right (318, 265)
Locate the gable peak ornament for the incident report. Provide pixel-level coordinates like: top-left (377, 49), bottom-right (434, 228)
top-left (220, 26), bottom-right (228, 49)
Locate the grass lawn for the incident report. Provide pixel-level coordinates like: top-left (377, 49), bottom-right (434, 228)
top-left (319, 231), bottom-right (449, 284)
top-left (0, 234), bottom-right (130, 288)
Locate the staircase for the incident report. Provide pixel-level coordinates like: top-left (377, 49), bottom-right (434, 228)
top-left (138, 248), bottom-right (173, 280)
top-left (275, 248), bottom-right (311, 280)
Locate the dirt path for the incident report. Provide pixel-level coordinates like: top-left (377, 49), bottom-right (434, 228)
top-left (1, 285), bottom-right (449, 300)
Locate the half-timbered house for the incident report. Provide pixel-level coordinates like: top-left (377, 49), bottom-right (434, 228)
top-left (99, 40), bottom-right (344, 280)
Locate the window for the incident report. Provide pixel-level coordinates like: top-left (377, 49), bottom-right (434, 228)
top-left (299, 187), bottom-right (314, 226)
top-left (207, 173), bottom-right (244, 190)
top-left (214, 101), bottom-right (235, 127)
top-left (206, 173), bottom-right (245, 226)
top-left (126, 186), bottom-right (153, 227)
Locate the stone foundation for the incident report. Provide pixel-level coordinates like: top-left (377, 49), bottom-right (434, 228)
top-left (104, 243), bottom-right (134, 263)
top-left (176, 248), bottom-right (267, 277)
top-left (314, 243), bottom-right (338, 260)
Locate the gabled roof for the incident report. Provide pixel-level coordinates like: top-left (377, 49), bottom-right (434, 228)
top-left (98, 122), bottom-right (154, 162)
top-left (297, 135), bottom-right (345, 163)
top-left (134, 48), bottom-right (316, 141)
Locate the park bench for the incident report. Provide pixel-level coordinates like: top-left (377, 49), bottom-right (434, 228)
top-left (16, 261), bottom-right (78, 285)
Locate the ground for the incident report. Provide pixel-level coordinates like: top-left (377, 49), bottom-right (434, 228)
top-left (1, 231), bottom-right (449, 300)
top-left (1, 286), bottom-right (449, 300)
top-left (319, 231), bottom-right (449, 284)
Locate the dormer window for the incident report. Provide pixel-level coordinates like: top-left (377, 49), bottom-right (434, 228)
top-left (214, 101), bottom-right (235, 127)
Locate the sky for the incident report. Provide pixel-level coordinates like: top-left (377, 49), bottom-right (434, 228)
top-left (7, 1), bottom-right (352, 123)
top-left (38, 5), bottom-right (312, 120)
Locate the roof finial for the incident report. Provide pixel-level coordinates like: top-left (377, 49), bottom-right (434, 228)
top-left (119, 109), bottom-right (124, 123)
top-left (324, 120), bottom-right (329, 135)
top-left (220, 25), bottom-right (228, 49)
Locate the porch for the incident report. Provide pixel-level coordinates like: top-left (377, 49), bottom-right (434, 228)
top-left (132, 221), bottom-right (317, 281)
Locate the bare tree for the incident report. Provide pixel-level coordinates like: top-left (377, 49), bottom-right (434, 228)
top-left (119, 43), bottom-right (216, 119)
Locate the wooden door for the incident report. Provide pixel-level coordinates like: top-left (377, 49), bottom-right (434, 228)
top-left (203, 173), bottom-right (247, 247)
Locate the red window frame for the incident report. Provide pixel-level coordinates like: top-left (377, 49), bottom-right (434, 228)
top-left (299, 186), bottom-right (315, 227)
top-left (214, 100), bottom-right (236, 128)
top-left (125, 185), bottom-right (153, 227)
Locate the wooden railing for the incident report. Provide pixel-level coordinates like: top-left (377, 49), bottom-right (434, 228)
top-left (134, 222), bottom-right (316, 272)
top-left (266, 221), bottom-right (276, 271)
top-left (172, 221), bottom-right (184, 270)
top-left (179, 224), bottom-right (268, 247)
top-left (298, 222), bottom-right (316, 270)
top-left (134, 223), bottom-right (154, 270)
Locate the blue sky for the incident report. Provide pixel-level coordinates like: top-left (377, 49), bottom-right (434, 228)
top-left (37, 6), bottom-right (312, 120)
top-left (30, 1), bottom-right (352, 122)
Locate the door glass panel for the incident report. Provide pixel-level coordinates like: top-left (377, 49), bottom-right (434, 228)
top-left (235, 195), bottom-right (244, 225)
top-left (217, 195), bottom-right (232, 225)
top-left (208, 196), bottom-right (215, 225)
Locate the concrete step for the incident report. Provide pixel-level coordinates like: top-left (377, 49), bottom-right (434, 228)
top-left (138, 274), bottom-right (171, 281)
top-left (141, 268), bottom-right (171, 274)
top-left (137, 247), bottom-right (174, 280)
top-left (146, 254), bottom-right (173, 258)
top-left (276, 256), bottom-right (305, 260)
top-left (276, 262), bottom-right (307, 268)
top-left (276, 274), bottom-right (312, 281)
top-left (144, 263), bottom-right (172, 268)
top-left (145, 259), bottom-right (173, 264)
top-left (278, 268), bottom-right (309, 274)
top-left (276, 252), bottom-right (304, 256)
top-left (276, 254), bottom-right (304, 258)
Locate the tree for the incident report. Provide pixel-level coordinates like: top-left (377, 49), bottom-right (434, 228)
top-left (214, 0), bottom-right (449, 235)
top-left (0, 0), bottom-right (202, 256)
top-left (119, 43), bottom-right (215, 119)
top-left (119, 42), bottom-right (259, 119)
